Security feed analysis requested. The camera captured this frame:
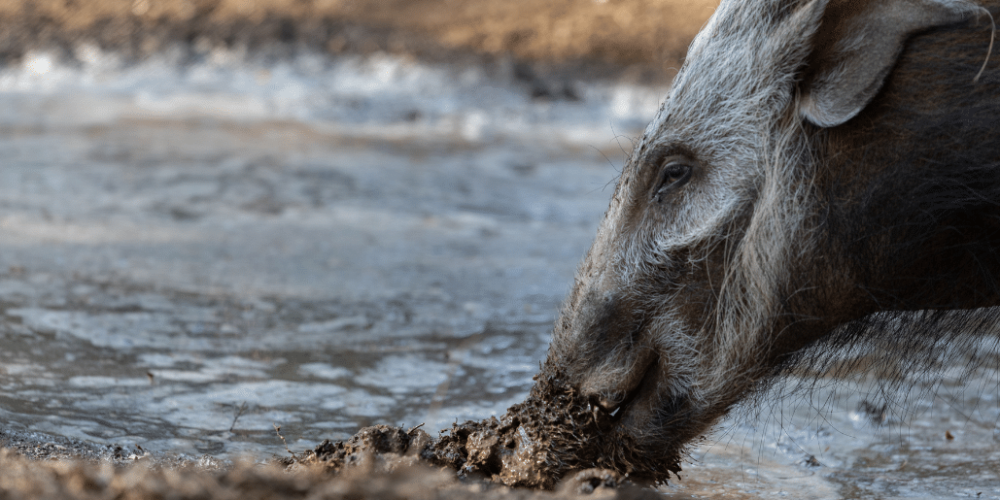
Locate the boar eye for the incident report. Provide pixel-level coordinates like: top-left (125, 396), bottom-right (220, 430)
top-left (651, 156), bottom-right (694, 202)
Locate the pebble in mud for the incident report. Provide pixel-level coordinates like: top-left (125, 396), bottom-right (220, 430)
top-left (302, 371), bottom-right (683, 490)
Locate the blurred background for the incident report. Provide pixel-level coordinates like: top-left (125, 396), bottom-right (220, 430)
top-left (1, 0), bottom-right (711, 73)
top-left (0, 2), bottom-right (997, 499)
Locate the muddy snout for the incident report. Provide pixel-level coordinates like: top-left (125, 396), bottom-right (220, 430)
top-left (585, 355), bottom-right (661, 426)
top-left (553, 289), bottom-right (666, 422)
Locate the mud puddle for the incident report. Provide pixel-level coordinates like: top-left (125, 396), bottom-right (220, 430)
top-left (0, 46), bottom-right (639, 460)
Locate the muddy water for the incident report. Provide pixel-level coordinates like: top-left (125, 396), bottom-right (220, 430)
top-left (0, 47), bottom-right (997, 499)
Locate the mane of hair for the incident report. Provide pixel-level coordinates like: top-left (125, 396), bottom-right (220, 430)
top-left (768, 10), bottom-right (1000, 405)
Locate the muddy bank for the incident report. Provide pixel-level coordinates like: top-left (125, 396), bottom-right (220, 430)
top-left (0, 377), bottom-right (670, 500)
top-left (0, 386), bottom-right (675, 500)
top-left (0, 447), bottom-right (659, 500)
top-left (0, 0), bottom-right (717, 82)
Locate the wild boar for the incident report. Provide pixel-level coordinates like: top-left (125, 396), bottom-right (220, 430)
top-left (545, 0), bottom-right (1000, 478)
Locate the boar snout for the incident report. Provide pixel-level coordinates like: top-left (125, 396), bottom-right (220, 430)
top-left (553, 286), bottom-right (664, 416)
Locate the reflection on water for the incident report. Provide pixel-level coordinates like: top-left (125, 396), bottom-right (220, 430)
top-left (0, 47), bottom-right (997, 499)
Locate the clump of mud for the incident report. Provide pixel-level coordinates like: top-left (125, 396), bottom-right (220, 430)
top-left (296, 424), bottom-right (434, 473)
top-left (303, 372), bottom-right (682, 490)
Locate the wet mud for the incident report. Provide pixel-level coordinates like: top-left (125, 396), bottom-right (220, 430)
top-left (0, 447), bottom-right (674, 500)
top-left (432, 371), bottom-right (680, 488)
top-left (303, 371), bottom-right (680, 490)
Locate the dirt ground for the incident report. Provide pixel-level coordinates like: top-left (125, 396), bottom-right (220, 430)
top-left (0, 446), bottom-right (679, 500)
top-left (0, 419), bottom-right (673, 500)
top-left (0, 0), bottom-right (717, 81)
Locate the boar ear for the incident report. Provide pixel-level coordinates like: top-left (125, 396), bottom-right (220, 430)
top-left (799, 0), bottom-right (978, 127)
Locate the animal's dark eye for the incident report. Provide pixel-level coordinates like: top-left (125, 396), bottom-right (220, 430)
top-left (651, 157), bottom-right (694, 202)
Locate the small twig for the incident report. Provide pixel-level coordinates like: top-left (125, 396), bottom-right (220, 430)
top-left (229, 401), bottom-right (248, 432)
top-left (273, 423), bottom-right (298, 460)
